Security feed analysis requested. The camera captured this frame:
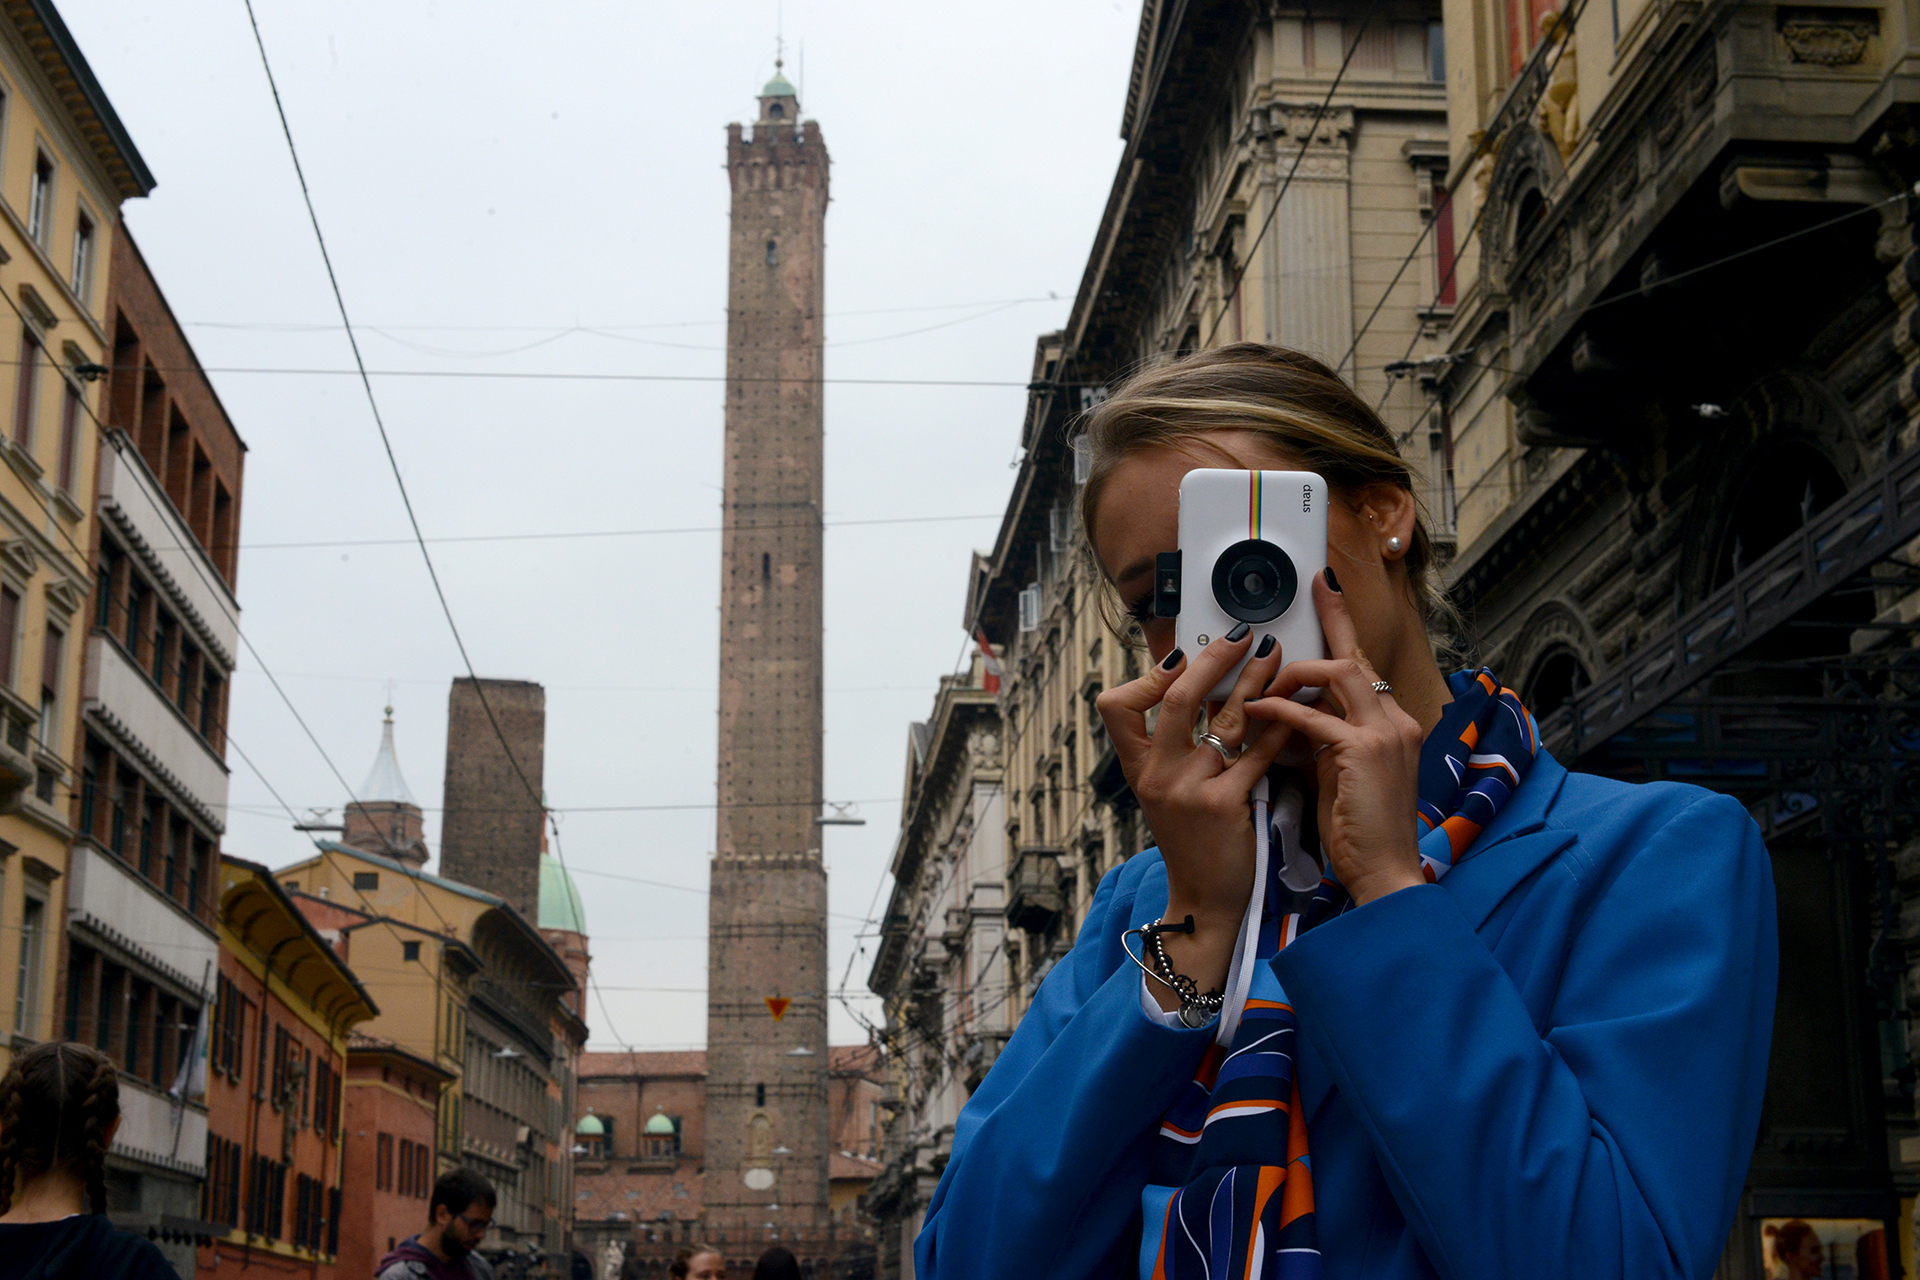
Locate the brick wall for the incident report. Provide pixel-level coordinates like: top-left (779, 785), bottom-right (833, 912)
top-left (438, 678), bottom-right (544, 920)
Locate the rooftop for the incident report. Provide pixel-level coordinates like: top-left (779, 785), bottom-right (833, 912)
top-left (357, 707), bottom-right (416, 805)
top-left (539, 854), bottom-right (587, 934)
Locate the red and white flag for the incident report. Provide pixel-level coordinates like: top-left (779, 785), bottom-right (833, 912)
top-left (976, 630), bottom-right (1002, 693)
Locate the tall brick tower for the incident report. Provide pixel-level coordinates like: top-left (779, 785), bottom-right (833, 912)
top-left (706, 65), bottom-right (831, 1242)
top-left (439, 677), bottom-right (546, 924)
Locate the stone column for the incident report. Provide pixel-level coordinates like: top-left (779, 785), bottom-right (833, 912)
top-left (1263, 105), bottom-right (1356, 371)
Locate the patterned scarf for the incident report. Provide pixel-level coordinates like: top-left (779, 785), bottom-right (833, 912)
top-left (1139, 669), bottom-right (1540, 1279)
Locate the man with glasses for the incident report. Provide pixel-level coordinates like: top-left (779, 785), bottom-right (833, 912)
top-left (377, 1168), bottom-right (498, 1279)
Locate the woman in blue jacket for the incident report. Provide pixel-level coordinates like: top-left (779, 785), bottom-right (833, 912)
top-left (916, 344), bottom-right (1777, 1280)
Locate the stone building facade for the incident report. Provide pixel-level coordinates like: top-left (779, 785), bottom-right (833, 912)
top-left (705, 68), bottom-right (835, 1251)
top-left (1423, 0), bottom-right (1920, 1267)
top-left (440, 677), bottom-right (547, 922)
top-left (864, 659), bottom-right (1006, 1280)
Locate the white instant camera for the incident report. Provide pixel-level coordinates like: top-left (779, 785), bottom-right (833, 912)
top-left (1154, 468), bottom-right (1328, 701)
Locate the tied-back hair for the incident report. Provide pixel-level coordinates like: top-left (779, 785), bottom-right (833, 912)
top-left (1077, 343), bottom-right (1464, 655)
top-left (0, 1042), bottom-right (120, 1215)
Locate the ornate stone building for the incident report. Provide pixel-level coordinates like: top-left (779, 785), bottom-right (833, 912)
top-left (1424, 0), bottom-right (1920, 1267)
top-left (864, 659), bottom-right (1006, 1279)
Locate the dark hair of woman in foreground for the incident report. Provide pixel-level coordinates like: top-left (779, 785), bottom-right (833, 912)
top-left (0, 1042), bottom-right (177, 1279)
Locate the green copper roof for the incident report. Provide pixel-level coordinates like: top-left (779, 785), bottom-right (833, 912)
top-left (575, 1111), bottom-right (605, 1136)
top-left (644, 1110), bottom-right (676, 1135)
top-left (763, 70), bottom-right (797, 97)
top-left (539, 854), bottom-right (587, 934)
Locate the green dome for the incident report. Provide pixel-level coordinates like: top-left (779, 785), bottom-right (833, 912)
top-left (575, 1112), bottom-right (605, 1136)
top-left (539, 855), bottom-right (587, 934)
top-left (644, 1110), bottom-right (676, 1136)
top-left (762, 71), bottom-right (797, 98)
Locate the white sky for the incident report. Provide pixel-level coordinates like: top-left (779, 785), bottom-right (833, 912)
top-left (59, 0), bottom-right (1141, 1049)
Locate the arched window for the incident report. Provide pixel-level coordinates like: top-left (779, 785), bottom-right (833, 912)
top-left (1513, 187), bottom-right (1548, 251)
top-left (1524, 647), bottom-right (1589, 722)
top-left (768, 102), bottom-right (785, 120)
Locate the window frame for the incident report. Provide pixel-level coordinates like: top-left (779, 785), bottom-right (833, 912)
top-left (26, 148), bottom-right (54, 248)
top-left (70, 205), bottom-right (95, 303)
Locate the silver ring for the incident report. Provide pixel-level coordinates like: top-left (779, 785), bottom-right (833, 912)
top-left (1197, 732), bottom-right (1237, 764)
top-left (1370, 680), bottom-right (1393, 694)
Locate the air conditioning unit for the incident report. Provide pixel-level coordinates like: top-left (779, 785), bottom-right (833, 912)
top-left (1017, 584), bottom-right (1040, 633)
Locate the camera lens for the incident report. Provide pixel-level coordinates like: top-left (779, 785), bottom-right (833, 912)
top-left (1210, 539), bottom-right (1297, 623)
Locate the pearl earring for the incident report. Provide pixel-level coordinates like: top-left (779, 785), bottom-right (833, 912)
top-left (1386, 536), bottom-right (1403, 554)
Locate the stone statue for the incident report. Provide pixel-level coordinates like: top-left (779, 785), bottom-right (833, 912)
top-left (1539, 11), bottom-right (1581, 159)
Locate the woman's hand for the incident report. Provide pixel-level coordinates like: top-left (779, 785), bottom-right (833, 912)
top-left (1246, 572), bottom-right (1427, 906)
top-left (1094, 624), bottom-right (1290, 1005)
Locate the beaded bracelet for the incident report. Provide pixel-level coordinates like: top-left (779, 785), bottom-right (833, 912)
top-left (1122, 914), bottom-right (1227, 1028)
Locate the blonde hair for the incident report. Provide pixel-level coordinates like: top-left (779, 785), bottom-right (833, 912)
top-left (1078, 343), bottom-right (1461, 650)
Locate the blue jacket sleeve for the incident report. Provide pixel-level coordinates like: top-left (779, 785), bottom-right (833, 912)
top-left (1273, 790), bottom-right (1778, 1280)
top-left (915, 856), bottom-right (1217, 1280)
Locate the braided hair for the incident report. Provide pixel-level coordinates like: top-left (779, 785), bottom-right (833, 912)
top-left (0, 1042), bottom-right (120, 1214)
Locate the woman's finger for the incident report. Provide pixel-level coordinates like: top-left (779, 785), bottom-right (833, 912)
top-left (1245, 689), bottom-right (1358, 752)
top-left (1215, 717), bottom-right (1293, 791)
top-left (1205, 634), bottom-right (1284, 751)
top-left (1150, 625), bottom-right (1255, 766)
top-left (1313, 568), bottom-right (1361, 659)
top-left (1094, 647), bottom-right (1187, 775)
top-left (1267, 656), bottom-right (1395, 726)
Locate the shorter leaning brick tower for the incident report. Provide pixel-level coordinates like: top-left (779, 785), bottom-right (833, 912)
top-left (705, 64), bottom-right (832, 1245)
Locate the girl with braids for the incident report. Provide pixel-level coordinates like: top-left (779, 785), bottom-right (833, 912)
top-left (0, 1042), bottom-right (175, 1279)
top-left (916, 345), bottom-right (1777, 1280)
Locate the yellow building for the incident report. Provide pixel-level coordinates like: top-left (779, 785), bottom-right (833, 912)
top-left (204, 858), bottom-right (376, 1279)
top-left (276, 839), bottom-right (587, 1270)
top-left (0, 0), bottom-right (153, 1065)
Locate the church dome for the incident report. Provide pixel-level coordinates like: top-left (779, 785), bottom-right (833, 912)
top-left (539, 854), bottom-right (588, 934)
top-left (762, 70), bottom-right (797, 98)
top-left (644, 1110), bottom-right (676, 1136)
top-left (575, 1111), bottom-right (605, 1137)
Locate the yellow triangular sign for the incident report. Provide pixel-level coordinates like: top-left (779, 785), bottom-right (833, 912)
top-left (765, 996), bottom-right (792, 1021)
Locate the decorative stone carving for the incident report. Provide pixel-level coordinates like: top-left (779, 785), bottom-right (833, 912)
top-left (1779, 9), bottom-right (1876, 64)
top-left (1539, 12), bottom-right (1582, 160)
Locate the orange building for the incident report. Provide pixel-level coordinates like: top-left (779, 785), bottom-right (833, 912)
top-left (200, 857), bottom-right (376, 1278)
top-left (337, 1033), bottom-right (454, 1278)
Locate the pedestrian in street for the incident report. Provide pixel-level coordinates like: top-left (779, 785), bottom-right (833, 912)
top-left (0, 1042), bottom-right (176, 1280)
top-left (915, 343), bottom-right (1778, 1279)
top-left (667, 1245), bottom-right (727, 1280)
top-left (377, 1168), bottom-right (498, 1279)
top-left (748, 1247), bottom-right (800, 1280)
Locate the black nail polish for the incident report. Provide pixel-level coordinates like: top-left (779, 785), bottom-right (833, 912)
top-left (1224, 622), bottom-right (1251, 643)
top-left (1324, 566), bottom-right (1342, 593)
top-left (1161, 648), bottom-right (1184, 670)
top-left (1254, 634), bottom-right (1276, 659)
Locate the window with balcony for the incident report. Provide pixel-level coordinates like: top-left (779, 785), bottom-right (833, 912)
top-left (37, 624), bottom-right (61, 751)
top-left (151, 608), bottom-right (174, 689)
top-left (27, 152), bottom-right (53, 247)
top-left (123, 575), bottom-right (146, 660)
top-left (0, 586), bottom-right (19, 688)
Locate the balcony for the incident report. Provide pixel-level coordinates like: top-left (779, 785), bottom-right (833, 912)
top-left (84, 635), bottom-right (228, 821)
top-left (67, 844), bottom-right (217, 994)
top-left (112, 1074), bottom-right (206, 1176)
top-left (1005, 846), bottom-right (1066, 933)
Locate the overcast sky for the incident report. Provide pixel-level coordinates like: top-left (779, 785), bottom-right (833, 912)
top-left (60, 0), bottom-right (1141, 1050)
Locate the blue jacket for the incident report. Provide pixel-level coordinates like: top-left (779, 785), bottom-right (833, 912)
top-left (915, 752), bottom-right (1777, 1280)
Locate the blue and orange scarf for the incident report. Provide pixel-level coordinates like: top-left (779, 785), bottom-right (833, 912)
top-left (1139, 669), bottom-right (1540, 1279)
